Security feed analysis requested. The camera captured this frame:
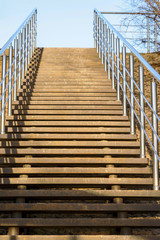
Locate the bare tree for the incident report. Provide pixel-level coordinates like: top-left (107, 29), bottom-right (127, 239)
top-left (138, 0), bottom-right (160, 17)
top-left (121, 0), bottom-right (160, 51)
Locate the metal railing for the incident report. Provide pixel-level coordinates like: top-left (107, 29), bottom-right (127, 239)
top-left (0, 9), bottom-right (37, 134)
top-left (93, 9), bottom-right (160, 190)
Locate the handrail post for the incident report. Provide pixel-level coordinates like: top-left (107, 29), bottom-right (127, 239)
top-left (22, 27), bottom-right (26, 79)
top-left (116, 37), bottom-right (120, 101)
top-left (28, 22), bottom-right (30, 64)
top-left (99, 17), bottom-right (101, 58)
top-left (27, 23), bottom-right (30, 65)
top-left (106, 26), bottom-right (108, 71)
top-left (32, 14), bottom-right (35, 53)
top-left (122, 45), bottom-right (127, 116)
top-left (94, 11), bottom-right (97, 48)
top-left (151, 81), bottom-right (159, 190)
top-left (14, 37), bottom-right (18, 101)
top-left (104, 24), bottom-right (107, 71)
top-left (96, 15), bottom-right (99, 53)
top-left (31, 17), bottom-right (33, 58)
top-left (18, 31), bottom-right (22, 89)
top-left (139, 64), bottom-right (145, 158)
top-left (107, 28), bottom-right (111, 79)
top-left (95, 13), bottom-right (98, 50)
top-left (1, 54), bottom-right (7, 134)
top-left (29, 19), bottom-right (32, 61)
top-left (111, 32), bottom-right (115, 89)
top-left (101, 19), bottom-right (104, 64)
top-left (34, 11), bottom-right (37, 49)
top-left (25, 24), bottom-right (28, 72)
top-left (130, 54), bottom-right (135, 134)
top-left (8, 44), bottom-right (13, 116)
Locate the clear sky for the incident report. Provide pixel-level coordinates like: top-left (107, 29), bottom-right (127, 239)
top-left (0, 0), bottom-right (128, 48)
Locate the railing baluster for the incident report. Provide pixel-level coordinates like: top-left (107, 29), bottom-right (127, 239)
top-left (22, 27), bottom-right (26, 79)
top-left (122, 45), bottom-right (127, 116)
top-left (95, 13), bottom-right (98, 50)
top-left (130, 54), bottom-right (135, 134)
top-left (116, 37), bottom-right (120, 101)
top-left (29, 20), bottom-right (32, 62)
top-left (8, 44), bottom-right (13, 116)
top-left (14, 37), bottom-right (18, 101)
top-left (32, 14), bottom-right (35, 54)
top-left (34, 11), bottom-right (37, 49)
top-left (107, 28), bottom-right (111, 79)
top-left (151, 80), bottom-right (159, 190)
top-left (31, 16), bottom-right (33, 58)
top-left (104, 24), bottom-right (107, 72)
top-left (94, 11), bottom-right (96, 48)
top-left (27, 23), bottom-right (30, 65)
top-left (99, 17), bottom-right (101, 58)
top-left (139, 64), bottom-right (145, 158)
top-left (25, 24), bottom-right (28, 72)
top-left (106, 26), bottom-right (108, 71)
top-left (1, 54), bottom-right (7, 134)
top-left (101, 19), bottom-right (104, 64)
top-left (18, 31), bottom-right (22, 89)
top-left (111, 32), bottom-right (115, 89)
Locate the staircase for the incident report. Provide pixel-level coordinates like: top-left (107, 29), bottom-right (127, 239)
top-left (0, 47), bottom-right (160, 239)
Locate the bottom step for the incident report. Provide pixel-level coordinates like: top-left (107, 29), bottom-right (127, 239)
top-left (1, 218), bottom-right (160, 227)
top-left (0, 236), bottom-right (159, 240)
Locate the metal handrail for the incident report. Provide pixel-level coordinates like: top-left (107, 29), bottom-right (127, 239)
top-left (0, 9), bottom-right (37, 135)
top-left (93, 9), bottom-right (159, 190)
top-left (94, 9), bottom-right (160, 81)
top-left (0, 8), bottom-right (37, 56)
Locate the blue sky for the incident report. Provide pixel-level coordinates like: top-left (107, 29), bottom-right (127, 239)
top-left (0, 0), bottom-right (128, 48)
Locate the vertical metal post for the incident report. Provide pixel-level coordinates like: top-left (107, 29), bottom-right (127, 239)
top-left (34, 11), bottom-right (37, 49)
top-left (14, 38), bottom-right (18, 101)
top-left (122, 45), bottom-right (127, 116)
top-left (111, 32), bottom-right (115, 89)
top-left (99, 17), bottom-right (101, 58)
top-left (29, 20), bottom-right (32, 61)
top-left (28, 23), bottom-right (30, 65)
top-left (155, 20), bottom-right (157, 52)
top-left (106, 27), bottom-right (109, 71)
top-left (1, 54), bottom-right (7, 134)
top-left (8, 44), bottom-right (13, 116)
top-left (104, 24), bottom-right (107, 71)
top-left (130, 54), bottom-right (135, 134)
top-left (108, 28), bottom-right (111, 79)
top-left (18, 32), bottom-right (22, 89)
top-left (101, 20), bottom-right (104, 64)
top-left (151, 81), bottom-right (159, 190)
top-left (31, 17), bottom-right (33, 58)
top-left (94, 11), bottom-right (97, 48)
top-left (147, 16), bottom-right (150, 53)
top-left (139, 64), bottom-right (145, 158)
top-left (95, 13), bottom-right (98, 50)
top-left (25, 24), bottom-right (28, 72)
top-left (32, 14), bottom-right (35, 53)
top-left (22, 27), bottom-right (26, 79)
top-left (116, 37), bottom-right (120, 101)
top-left (96, 15), bottom-right (99, 53)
